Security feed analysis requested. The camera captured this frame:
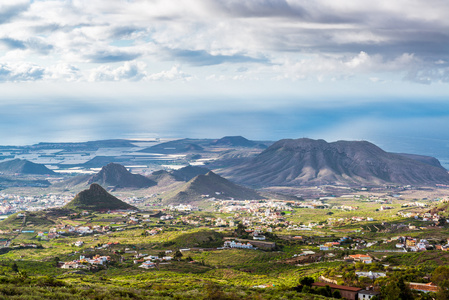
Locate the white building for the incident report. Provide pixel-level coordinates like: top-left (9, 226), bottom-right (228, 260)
top-left (224, 240), bottom-right (257, 250)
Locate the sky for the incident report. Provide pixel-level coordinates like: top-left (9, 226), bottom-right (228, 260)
top-left (1, 0), bottom-right (449, 161)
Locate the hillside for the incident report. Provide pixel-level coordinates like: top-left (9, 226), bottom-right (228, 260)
top-left (210, 136), bottom-right (266, 148)
top-left (164, 171), bottom-right (265, 203)
top-left (0, 211), bottom-right (55, 230)
top-left (0, 159), bottom-right (55, 175)
top-left (138, 138), bottom-right (209, 154)
top-left (217, 138), bottom-right (449, 187)
top-left (396, 153), bottom-right (447, 170)
top-left (147, 170), bottom-right (176, 185)
top-left (0, 176), bottom-right (51, 188)
top-left (171, 166), bottom-right (210, 181)
top-left (88, 163), bottom-right (156, 189)
top-left (64, 183), bottom-right (137, 211)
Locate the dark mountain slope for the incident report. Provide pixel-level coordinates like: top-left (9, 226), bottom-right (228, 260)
top-left (88, 163), bottom-right (156, 188)
top-left (138, 139), bottom-right (208, 154)
top-left (210, 136), bottom-right (265, 148)
top-left (64, 184), bottom-right (137, 211)
top-left (148, 170), bottom-right (175, 183)
top-left (396, 153), bottom-right (446, 170)
top-left (171, 166), bottom-right (210, 181)
top-left (0, 159), bottom-right (55, 175)
top-left (164, 171), bottom-right (265, 203)
top-left (218, 138), bottom-right (449, 187)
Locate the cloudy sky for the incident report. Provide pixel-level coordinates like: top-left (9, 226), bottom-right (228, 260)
top-left (1, 0), bottom-right (449, 159)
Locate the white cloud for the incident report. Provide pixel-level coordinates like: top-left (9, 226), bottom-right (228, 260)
top-left (147, 65), bottom-right (193, 81)
top-left (88, 61), bottom-right (148, 82)
top-left (0, 0), bottom-right (448, 84)
top-left (0, 62), bottom-right (45, 82)
top-left (45, 63), bottom-right (82, 82)
top-left (270, 51), bottom-right (430, 83)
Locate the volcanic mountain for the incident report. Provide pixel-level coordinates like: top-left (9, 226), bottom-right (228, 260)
top-left (210, 136), bottom-right (265, 148)
top-left (163, 171), bottom-right (265, 203)
top-left (171, 166), bottom-right (210, 181)
top-left (0, 159), bottom-right (55, 175)
top-left (146, 166), bottom-right (210, 189)
top-left (138, 139), bottom-right (206, 154)
top-left (217, 138), bottom-right (449, 187)
top-left (88, 163), bottom-right (156, 188)
top-left (64, 183), bottom-right (137, 211)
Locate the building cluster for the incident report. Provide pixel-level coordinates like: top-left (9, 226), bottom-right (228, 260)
top-left (0, 193), bottom-right (73, 215)
top-left (294, 200), bottom-right (328, 209)
top-left (397, 211), bottom-right (444, 223)
top-left (167, 204), bottom-right (199, 212)
top-left (325, 216), bottom-right (375, 227)
top-left (123, 196), bottom-right (153, 206)
top-left (345, 254), bottom-right (373, 264)
top-left (401, 202), bottom-right (428, 208)
top-left (334, 205), bottom-right (359, 211)
top-left (216, 200), bottom-right (291, 214)
top-left (177, 211), bottom-right (288, 229)
top-left (393, 236), bottom-right (432, 251)
top-left (311, 282), bottom-right (379, 300)
top-left (319, 242), bottom-right (341, 251)
top-left (224, 240), bottom-right (257, 249)
top-left (134, 253), bottom-right (174, 269)
top-left (145, 227), bottom-right (163, 236)
top-left (60, 255), bottom-right (110, 269)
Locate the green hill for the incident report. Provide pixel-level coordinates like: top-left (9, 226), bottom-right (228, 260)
top-left (64, 184), bottom-right (137, 211)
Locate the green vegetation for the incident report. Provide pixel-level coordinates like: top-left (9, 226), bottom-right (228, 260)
top-left (64, 184), bottom-right (136, 211)
top-left (1, 187), bottom-right (449, 299)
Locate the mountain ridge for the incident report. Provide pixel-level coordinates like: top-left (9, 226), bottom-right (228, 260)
top-left (216, 138), bottom-right (449, 187)
top-left (163, 171), bottom-right (265, 203)
top-left (88, 163), bottom-right (156, 189)
top-left (0, 159), bottom-right (55, 175)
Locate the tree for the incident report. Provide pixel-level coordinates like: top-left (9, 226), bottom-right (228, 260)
top-left (332, 290), bottom-right (342, 299)
top-left (384, 280), bottom-right (401, 300)
top-left (11, 262), bottom-right (18, 273)
top-left (397, 277), bottom-right (413, 300)
top-left (316, 287), bottom-right (330, 297)
top-left (174, 250), bottom-right (183, 261)
top-left (432, 266), bottom-right (449, 285)
top-left (158, 251), bottom-right (165, 259)
top-left (437, 279), bottom-right (449, 300)
top-left (54, 256), bottom-right (60, 267)
top-left (235, 223), bottom-right (246, 237)
top-left (299, 276), bottom-right (314, 286)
